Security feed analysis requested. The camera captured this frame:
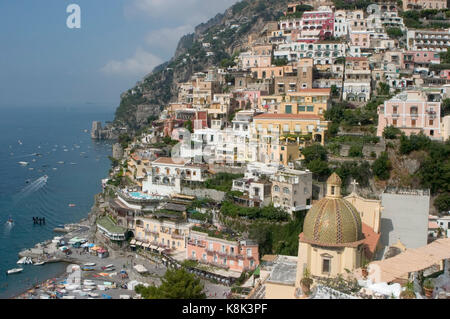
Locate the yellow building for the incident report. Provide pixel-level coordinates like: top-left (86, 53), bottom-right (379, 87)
top-left (262, 173), bottom-right (381, 299)
top-left (281, 89), bottom-right (331, 117)
top-left (134, 217), bottom-right (192, 254)
top-left (253, 113), bottom-right (329, 145)
top-left (296, 173), bottom-right (365, 280)
top-left (258, 89), bottom-right (330, 119)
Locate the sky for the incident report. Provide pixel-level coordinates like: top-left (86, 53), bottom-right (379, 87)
top-left (0, 0), bottom-right (238, 108)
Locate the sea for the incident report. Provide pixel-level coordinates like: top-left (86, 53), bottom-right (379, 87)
top-left (0, 105), bottom-right (114, 298)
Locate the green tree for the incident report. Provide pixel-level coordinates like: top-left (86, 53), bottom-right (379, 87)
top-left (183, 119), bottom-right (193, 133)
top-left (372, 152), bottom-right (391, 180)
top-left (441, 98), bottom-right (450, 117)
top-left (306, 159), bottom-right (331, 179)
top-left (434, 193), bottom-right (450, 212)
top-left (383, 125), bottom-right (402, 139)
top-left (348, 145), bottom-right (363, 157)
top-left (302, 144), bottom-right (328, 164)
top-left (135, 268), bottom-right (206, 299)
top-left (273, 57), bottom-right (288, 66)
top-left (386, 27), bottom-right (403, 39)
top-left (378, 82), bottom-right (390, 96)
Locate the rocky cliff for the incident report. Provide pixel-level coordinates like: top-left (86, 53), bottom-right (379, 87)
top-left (113, 0), bottom-right (289, 132)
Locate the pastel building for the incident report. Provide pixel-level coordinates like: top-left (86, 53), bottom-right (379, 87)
top-left (343, 57), bottom-right (371, 102)
top-left (142, 157), bottom-right (209, 196)
top-left (263, 174), bottom-right (381, 298)
top-left (271, 168), bottom-right (313, 213)
top-left (376, 90), bottom-right (442, 139)
top-left (403, 0), bottom-right (447, 10)
top-left (407, 29), bottom-right (450, 53)
top-left (402, 51), bottom-right (441, 70)
top-left (186, 230), bottom-right (259, 273)
top-left (134, 217), bottom-right (192, 254)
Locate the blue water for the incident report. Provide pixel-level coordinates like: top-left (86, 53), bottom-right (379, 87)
top-left (0, 105), bottom-right (114, 298)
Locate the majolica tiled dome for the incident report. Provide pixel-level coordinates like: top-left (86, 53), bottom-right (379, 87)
top-left (302, 173), bottom-right (363, 246)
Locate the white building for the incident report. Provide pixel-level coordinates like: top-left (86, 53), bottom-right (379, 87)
top-left (142, 157), bottom-right (208, 196)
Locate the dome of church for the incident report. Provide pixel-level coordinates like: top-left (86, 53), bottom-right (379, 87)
top-left (302, 173), bottom-right (363, 246)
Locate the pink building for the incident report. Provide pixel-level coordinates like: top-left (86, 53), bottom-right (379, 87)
top-left (377, 91), bottom-right (442, 139)
top-left (440, 69), bottom-right (450, 80)
top-left (301, 10), bottom-right (334, 39)
top-left (233, 90), bottom-right (268, 109)
top-left (280, 9), bottom-right (334, 39)
top-left (350, 31), bottom-right (370, 48)
top-left (403, 51), bottom-right (440, 70)
top-left (186, 230), bottom-right (259, 273)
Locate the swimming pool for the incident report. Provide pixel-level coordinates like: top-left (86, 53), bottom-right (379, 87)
top-left (128, 192), bottom-right (164, 200)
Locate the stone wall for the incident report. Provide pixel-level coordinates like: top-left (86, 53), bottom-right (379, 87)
top-left (180, 187), bottom-right (226, 202)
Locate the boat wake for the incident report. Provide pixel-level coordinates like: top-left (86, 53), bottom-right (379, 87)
top-left (17, 175), bottom-right (48, 200)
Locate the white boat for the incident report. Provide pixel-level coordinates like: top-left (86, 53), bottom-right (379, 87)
top-left (84, 263), bottom-right (96, 267)
top-left (103, 264), bottom-right (114, 269)
top-left (17, 257), bottom-right (27, 264)
top-left (18, 161), bottom-right (28, 166)
top-left (34, 261), bottom-right (45, 266)
top-left (7, 268), bottom-right (23, 275)
top-left (88, 292), bottom-right (99, 298)
top-left (6, 217), bottom-right (14, 226)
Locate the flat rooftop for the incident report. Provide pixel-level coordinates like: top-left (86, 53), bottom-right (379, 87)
top-left (266, 255), bottom-right (298, 285)
top-left (383, 187), bottom-right (430, 196)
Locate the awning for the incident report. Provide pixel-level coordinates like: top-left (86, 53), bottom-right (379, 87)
top-left (130, 239), bottom-right (136, 245)
top-left (150, 245), bottom-right (158, 250)
top-left (142, 243), bottom-right (150, 248)
top-left (135, 241), bottom-right (143, 246)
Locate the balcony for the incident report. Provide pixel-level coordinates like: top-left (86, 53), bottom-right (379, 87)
top-left (410, 113), bottom-right (418, 117)
top-left (187, 240), bottom-right (206, 248)
top-left (144, 230), bottom-right (159, 237)
top-left (171, 233), bottom-right (184, 240)
top-left (392, 113), bottom-right (399, 117)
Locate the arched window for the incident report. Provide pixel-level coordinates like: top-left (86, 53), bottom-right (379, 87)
top-left (283, 187), bottom-right (290, 194)
top-left (273, 185), bottom-right (280, 192)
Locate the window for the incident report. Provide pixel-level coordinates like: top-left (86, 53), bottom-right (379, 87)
top-left (307, 106), bottom-right (314, 112)
top-left (331, 186), bottom-right (335, 195)
top-left (322, 259), bottom-right (331, 273)
top-left (285, 105), bottom-right (292, 114)
top-left (273, 185), bottom-right (280, 192)
top-left (393, 119), bottom-right (397, 126)
top-left (429, 119), bottom-right (434, 125)
top-left (246, 248), bottom-right (252, 257)
top-left (412, 119), bottom-right (416, 127)
top-left (202, 253), bottom-right (207, 260)
top-left (283, 124), bottom-right (289, 132)
top-left (298, 105), bottom-right (306, 112)
top-left (283, 187), bottom-right (290, 194)
top-left (393, 106), bottom-right (398, 114)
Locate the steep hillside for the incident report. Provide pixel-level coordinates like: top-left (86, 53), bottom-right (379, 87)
top-left (113, 0), bottom-right (289, 131)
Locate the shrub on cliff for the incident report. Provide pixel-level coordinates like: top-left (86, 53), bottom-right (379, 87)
top-left (135, 268), bottom-right (206, 299)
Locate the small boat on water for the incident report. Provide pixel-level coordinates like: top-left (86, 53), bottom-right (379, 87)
top-left (7, 268), bottom-right (23, 275)
top-left (34, 261), bottom-right (45, 266)
top-left (81, 266), bottom-right (96, 271)
top-left (6, 217), bottom-right (14, 226)
top-left (68, 204), bottom-right (76, 207)
top-left (84, 263), bottom-right (96, 267)
top-left (18, 161), bottom-right (28, 166)
top-left (88, 292), bottom-right (99, 298)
